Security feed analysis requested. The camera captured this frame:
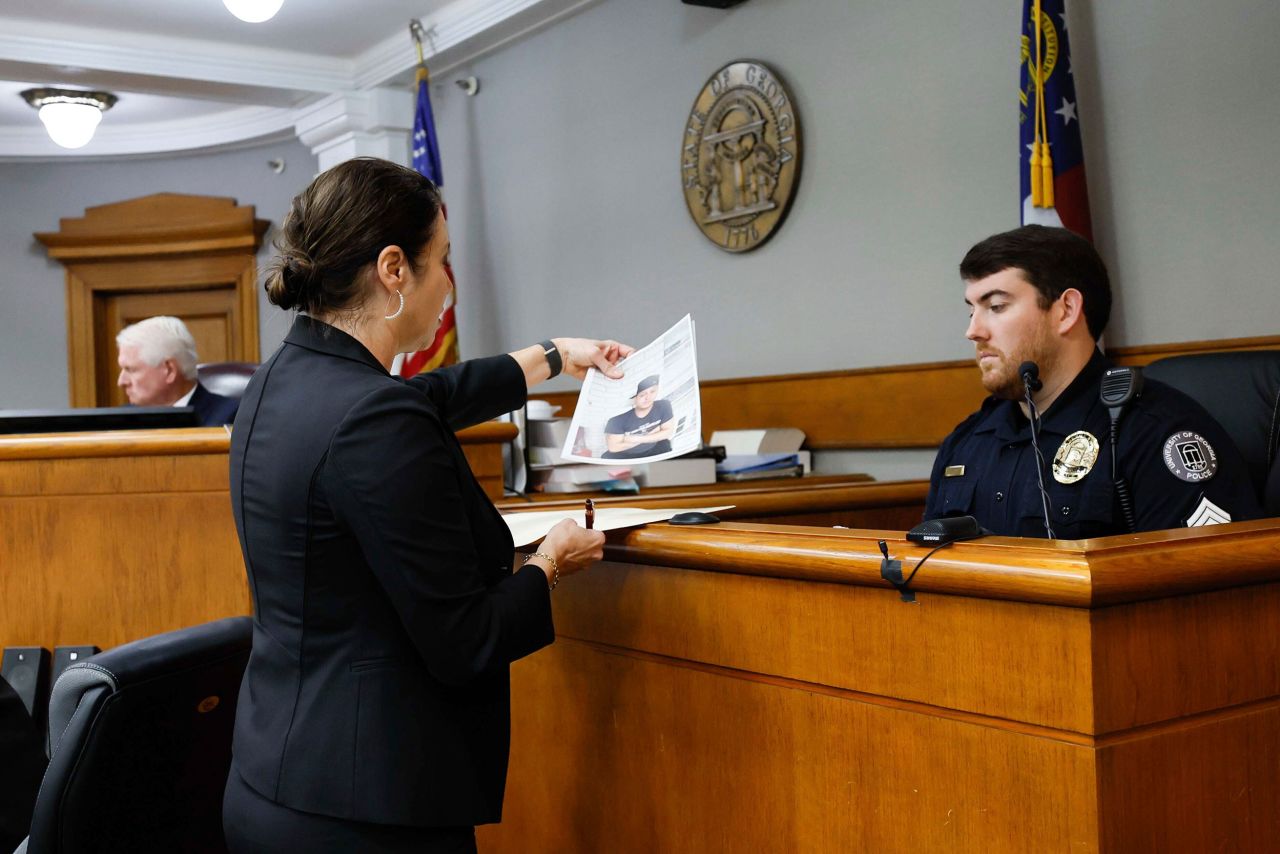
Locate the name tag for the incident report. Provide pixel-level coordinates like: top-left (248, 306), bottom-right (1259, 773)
top-left (944, 465), bottom-right (965, 478)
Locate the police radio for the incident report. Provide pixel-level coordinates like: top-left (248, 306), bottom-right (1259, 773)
top-left (1101, 366), bottom-right (1144, 532)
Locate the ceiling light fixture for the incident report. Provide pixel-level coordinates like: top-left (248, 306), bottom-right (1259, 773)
top-left (223, 0), bottom-right (284, 23)
top-left (21, 88), bottom-right (118, 150)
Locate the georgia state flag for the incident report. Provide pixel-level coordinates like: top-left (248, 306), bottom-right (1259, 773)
top-left (1020, 0), bottom-right (1092, 241)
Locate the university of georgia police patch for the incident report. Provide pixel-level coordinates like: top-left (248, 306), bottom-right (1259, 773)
top-left (1162, 431), bottom-right (1219, 482)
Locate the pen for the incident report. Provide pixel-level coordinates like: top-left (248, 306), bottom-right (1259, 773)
top-left (585, 498), bottom-right (595, 530)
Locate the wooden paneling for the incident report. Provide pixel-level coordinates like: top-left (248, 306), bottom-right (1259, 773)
top-left (1097, 702), bottom-right (1280, 852)
top-left (479, 520), bottom-right (1280, 853)
top-left (1110, 334), bottom-right (1280, 366)
top-left (35, 193), bottom-right (268, 407)
top-left (485, 641), bottom-right (1101, 854)
top-left (1, 489), bottom-right (247, 651)
top-left (534, 333), bottom-right (1280, 450)
top-left (549, 559), bottom-right (1098, 733)
top-left (1090, 583), bottom-right (1280, 732)
top-left (34, 192), bottom-right (268, 259)
top-left (0, 423), bottom-right (516, 652)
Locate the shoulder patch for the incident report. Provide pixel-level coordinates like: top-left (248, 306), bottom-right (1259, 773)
top-left (1162, 431), bottom-right (1219, 482)
top-left (1186, 495), bottom-right (1232, 527)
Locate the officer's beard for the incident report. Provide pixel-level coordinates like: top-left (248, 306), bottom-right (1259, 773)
top-left (979, 327), bottom-right (1057, 401)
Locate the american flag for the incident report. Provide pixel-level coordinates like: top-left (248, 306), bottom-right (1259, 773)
top-left (400, 65), bottom-right (459, 376)
top-left (1020, 0), bottom-right (1093, 241)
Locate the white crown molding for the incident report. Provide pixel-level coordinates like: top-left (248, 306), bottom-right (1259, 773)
top-left (0, 16), bottom-right (350, 95)
top-left (294, 89), bottom-right (415, 171)
top-left (0, 104), bottom-right (300, 159)
top-left (0, 0), bottom-right (601, 159)
top-left (293, 89), bottom-right (414, 147)
top-left (353, 0), bottom-right (602, 89)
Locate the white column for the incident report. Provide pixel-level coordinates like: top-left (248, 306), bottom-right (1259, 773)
top-left (293, 88), bottom-right (415, 172)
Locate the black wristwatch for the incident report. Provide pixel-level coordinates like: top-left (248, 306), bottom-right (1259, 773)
top-left (539, 340), bottom-right (562, 379)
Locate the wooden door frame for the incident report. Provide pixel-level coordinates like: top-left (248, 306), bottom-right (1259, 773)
top-left (35, 193), bottom-right (268, 407)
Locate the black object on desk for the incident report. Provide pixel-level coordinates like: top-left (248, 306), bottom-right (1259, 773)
top-left (906, 515), bottom-right (986, 546)
top-left (669, 511), bottom-right (721, 525)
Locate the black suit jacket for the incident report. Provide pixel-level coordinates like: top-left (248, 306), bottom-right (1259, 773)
top-left (190, 381), bottom-right (239, 426)
top-left (228, 315), bottom-right (552, 827)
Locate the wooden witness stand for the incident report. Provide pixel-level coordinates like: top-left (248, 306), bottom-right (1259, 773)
top-left (481, 520), bottom-right (1280, 853)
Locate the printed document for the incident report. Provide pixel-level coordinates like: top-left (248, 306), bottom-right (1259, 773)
top-left (560, 314), bottom-right (701, 465)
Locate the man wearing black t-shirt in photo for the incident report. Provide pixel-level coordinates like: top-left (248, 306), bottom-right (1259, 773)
top-left (601, 374), bottom-right (675, 459)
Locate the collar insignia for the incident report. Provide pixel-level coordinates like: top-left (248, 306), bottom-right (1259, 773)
top-left (1053, 430), bottom-right (1100, 484)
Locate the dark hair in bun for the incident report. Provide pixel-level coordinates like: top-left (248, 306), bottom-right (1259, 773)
top-left (265, 157), bottom-right (442, 315)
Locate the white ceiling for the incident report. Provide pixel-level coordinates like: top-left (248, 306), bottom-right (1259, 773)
top-left (0, 0), bottom-right (594, 158)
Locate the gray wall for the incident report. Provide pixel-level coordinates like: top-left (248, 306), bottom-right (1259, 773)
top-left (427, 0), bottom-right (1280, 387)
top-left (0, 137), bottom-right (316, 408)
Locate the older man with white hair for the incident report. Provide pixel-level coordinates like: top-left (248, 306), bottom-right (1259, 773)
top-left (116, 316), bottom-right (239, 426)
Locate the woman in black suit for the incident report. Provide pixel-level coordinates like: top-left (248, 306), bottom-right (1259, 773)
top-left (222, 157), bottom-right (629, 852)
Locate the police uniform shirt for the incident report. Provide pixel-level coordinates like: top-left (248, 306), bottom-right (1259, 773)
top-left (925, 349), bottom-right (1262, 538)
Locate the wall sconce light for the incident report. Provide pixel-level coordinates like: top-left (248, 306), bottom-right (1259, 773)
top-left (21, 88), bottom-right (118, 150)
top-left (223, 0), bottom-right (284, 23)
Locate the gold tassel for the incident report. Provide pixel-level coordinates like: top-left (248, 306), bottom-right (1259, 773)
top-left (1039, 142), bottom-right (1055, 207)
top-left (1030, 141), bottom-right (1043, 206)
top-left (1030, 0), bottom-right (1055, 210)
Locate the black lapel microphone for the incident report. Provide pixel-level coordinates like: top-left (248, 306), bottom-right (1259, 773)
top-left (1019, 361), bottom-right (1056, 538)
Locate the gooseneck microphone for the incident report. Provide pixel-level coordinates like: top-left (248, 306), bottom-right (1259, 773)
top-left (1019, 361), bottom-right (1056, 538)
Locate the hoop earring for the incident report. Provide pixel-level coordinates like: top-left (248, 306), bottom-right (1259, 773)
top-left (384, 289), bottom-right (404, 320)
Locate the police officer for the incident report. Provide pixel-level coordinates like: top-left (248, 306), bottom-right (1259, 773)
top-left (925, 225), bottom-right (1261, 538)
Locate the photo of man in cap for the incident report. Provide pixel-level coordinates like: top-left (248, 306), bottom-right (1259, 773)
top-left (601, 374), bottom-right (675, 459)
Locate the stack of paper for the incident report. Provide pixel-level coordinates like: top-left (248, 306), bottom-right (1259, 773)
top-left (525, 401), bottom-right (638, 493)
top-left (715, 453), bottom-right (804, 482)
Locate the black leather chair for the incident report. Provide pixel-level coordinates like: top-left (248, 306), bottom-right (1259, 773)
top-left (0, 679), bottom-right (45, 854)
top-left (16, 617), bottom-right (251, 854)
top-left (1144, 350), bottom-right (1280, 514)
top-left (196, 362), bottom-right (258, 400)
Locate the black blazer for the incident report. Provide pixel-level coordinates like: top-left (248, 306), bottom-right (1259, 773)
top-left (228, 315), bottom-right (552, 827)
top-left (190, 381), bottom-right (239, 426)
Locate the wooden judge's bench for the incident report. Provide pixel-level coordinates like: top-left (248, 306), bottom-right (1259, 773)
top-left (3, 427), bottom-right (1280, 851)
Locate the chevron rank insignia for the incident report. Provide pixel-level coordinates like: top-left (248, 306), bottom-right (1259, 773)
top-left (1185, 496), bottom-right (1232, 527)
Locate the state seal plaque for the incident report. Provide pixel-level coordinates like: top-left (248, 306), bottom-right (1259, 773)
top-left (681, 61), bottom-right (801, 253)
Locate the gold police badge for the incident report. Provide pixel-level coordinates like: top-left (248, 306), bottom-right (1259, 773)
top-left (681, 61), bottom-right (801, 252)
top-left (1053, 430), bottom-right (1100, 484)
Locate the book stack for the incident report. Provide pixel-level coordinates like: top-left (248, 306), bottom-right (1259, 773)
top-left (710, 428), bottom-right (810, 482)
top-left (524, 412), bottom-right (637, 493)
top-left (715, 453), bottom-right (804, 481)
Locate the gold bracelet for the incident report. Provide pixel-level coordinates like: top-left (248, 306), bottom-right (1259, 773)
top-left (524, 551), bottom-right (559, 590)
